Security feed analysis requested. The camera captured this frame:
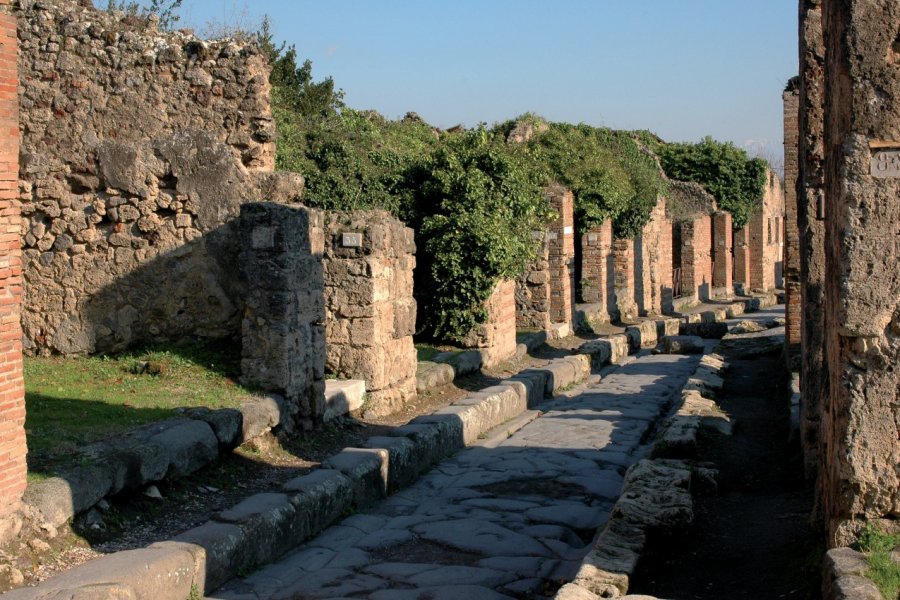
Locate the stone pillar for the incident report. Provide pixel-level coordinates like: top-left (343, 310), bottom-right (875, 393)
top-left (323, 211), bottom-right (417, 416)
top-left (733, 225), bottom-right (751, 291)
top-left (239, 203), bottom-right (325, 428)
top-left (515, 235), bottom-right (551, 331)
top-left (798, 0), bottom-right (827, 482)
top-left (613, 238), bottom-right (637, 321)
top-left (818, 0), bottom-right (900, 547)
top-left (636, 195), bottom-right (672, 315)
top-left (783, 83), bottom-right (802, 357)
top-left (711, 211), bottom-right (733, 295)
top-left (0, 0), bottom-right (24, 539)
top-left (679, 215), bottom-right (713, 301)
top-left (464, 279), bottom-right (517, 368)
top-left (580, 220), bottom-right (613, 316)
top-left (547, 187), bottom-right (575, 327)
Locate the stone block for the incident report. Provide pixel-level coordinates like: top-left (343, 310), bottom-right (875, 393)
top-left (662, 336), bottom-right (704, 354)
top-left (174, 521), bottom-right (247, 593)
top-left (147, 419), bottom-right (219, 479)
top-left (323, 448), bottom-right (389, 509)
top-left (363, 436), bottom-right (421, 492)
top-left (323, 379), bottom-right (366, 421)
top-left (183, 407), bottom-right (243, 448)
top-left (679, 321), bottom-right (728, 339)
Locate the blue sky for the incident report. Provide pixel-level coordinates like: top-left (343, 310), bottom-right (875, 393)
top-left (171, 0), bottom-right (797, 163)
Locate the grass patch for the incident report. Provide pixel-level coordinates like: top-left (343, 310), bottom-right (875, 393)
top-left (415, 344), bottom-right (442, 362)
top-left (25, 338), bottom-right (256, 475)
top-left (855, 524), bottom-right (900, 600)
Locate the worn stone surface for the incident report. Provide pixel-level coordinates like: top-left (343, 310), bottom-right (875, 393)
top-left (798, 0), bottom-right (827, 482)
top-left (215, 351), bottom-right (701, 599)
top-left (239, 203), bottom-right (325, 426)
top-left (662, 336), bottom-right (704, 355)
top-left (17, 0), bottom-right (303, 355)
top-left (818, 0), bottom-right (900, 545)
top-left (324, 379), bottom-right (366, 421)
top-left (323, 211), bottom-right (417, 415)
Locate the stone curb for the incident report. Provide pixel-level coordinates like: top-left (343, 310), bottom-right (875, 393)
top-left (652, 351), bottom-right (731, 459)
top-left (23, 391), bottom-right (291, 532)
top-left (3, 353), bottom-right (594, 600)
top-left (556, 458), bottom-right (707, 599)
top-left (822, 547), bottom-right (884, 600)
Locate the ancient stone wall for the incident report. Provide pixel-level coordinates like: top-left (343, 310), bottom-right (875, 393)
top-left (17, 0), bottom-right (302, 355)
top-left (580, 220), bottom-right (614, 316)
top-left (323, 211), bottom-right (417, 415)
top-left (783, 84), bottom-right (802, 357)
top-left (239, 203), bottom-right (325, 428)
top-left (818, 0), bottom-right (899, 546)
top-left (463, 279), bottom-right (517, 368)
top-left (749, 171), bottom-right (785, 292)
top-left (678, 215), bottom-right (713, 302)
top-left (613, 238), bottom-right (636, 321)
top-left (0, 0), bottom-right (25, 535)
top-left (798, 0), bottom-right (827, 482)
top-left (733, 225), bottom-right (751, 290)
top-left (635, 195), bottom-right (673, 315)
top-left (515, 235), bottom-right (551, 331)
top-left (547, 187), bottom-right (575, 327)
top-left (711, 211), bottom-right (733, 295)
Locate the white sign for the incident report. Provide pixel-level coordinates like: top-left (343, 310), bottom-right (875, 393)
top-left (871, 150), bottom-right (900, 178)
top-left (342, 232), bottom-right (363, 248)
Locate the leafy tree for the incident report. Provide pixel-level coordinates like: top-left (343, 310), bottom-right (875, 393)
top-left (257, 17), bottom-right (344, 118)
top-left (658, 136), bottom-right (767, 228)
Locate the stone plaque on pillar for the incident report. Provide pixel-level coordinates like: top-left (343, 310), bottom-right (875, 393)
top-left (870, 149), bottom-right (900, 178)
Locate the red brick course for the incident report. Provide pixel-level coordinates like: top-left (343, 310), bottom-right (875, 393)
top-left (0, 0), bottom-right (24, 521)
top-left (783, 88), bottom-right (802, 351)
top-left (580, 219), bottom-right (613, 313)
top-left (679, 215), bottom-right (713, 301)
top-left (712, 211), bottom-right (733, 294)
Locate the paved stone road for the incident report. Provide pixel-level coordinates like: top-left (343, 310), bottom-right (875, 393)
top-left (213, 351), bottom-right (702, 600)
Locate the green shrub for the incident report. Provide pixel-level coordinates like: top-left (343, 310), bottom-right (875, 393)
top-left (412, 130), bottom-right (553, 342)
top-left (658, 136), bottom-right (768, 229)
top-left (856, 524), bottom-right (900, 600)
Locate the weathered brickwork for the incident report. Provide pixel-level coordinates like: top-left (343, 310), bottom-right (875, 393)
top-left (783, 85), bottom-right (801, 354)
top-left (817, 0), bottom-right (900, 546)
top-left (613, 238), bottom-right (636, 321)
top-left (711, 211), bottom-right (733, 295)
top-left (547, 186), bottom-right (575, 327)
top-left (0, 0), bottom-right (25, 528)
top-left (323, 211), bottom-right (417, 415)
top-left (17, 0), bottom-right (301, 355)
top-left (748, 171), bottom-right (785, 292)
top-left (464, 279), bottom-right (517, 368)
top-left (798, 0), bottom-right (827, 482)
top-left (580, 220), bottom-right (613, 315)
top-left (239, 203), bottom-right (325, 428)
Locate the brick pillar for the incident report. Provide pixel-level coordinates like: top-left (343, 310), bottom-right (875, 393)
top-left (748, 206), bottom-right (767, 292)
top-left (465, 279), bottom-right (517, 368)
top-left (547, 187), bottom-right (574, 326)
top-left (580, 220), bottom-right (612, 311)
top-left (613, 238), bottom-right (636, 321)
top-left (712, 211), bottom-right (733, 294)
top-left (818, 0), bottom-right (900, 547)
top-left (798, 0), bottom-right (827, 482)
top-left (783, 85), bottom-right (801, 355)
top-left (733, 225), bottom-right (751, 290)
top-left (0, 0), bottom-right (25, 534)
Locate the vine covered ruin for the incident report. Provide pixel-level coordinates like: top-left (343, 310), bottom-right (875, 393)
top-left (0, 0), bottom-right (895, 598)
